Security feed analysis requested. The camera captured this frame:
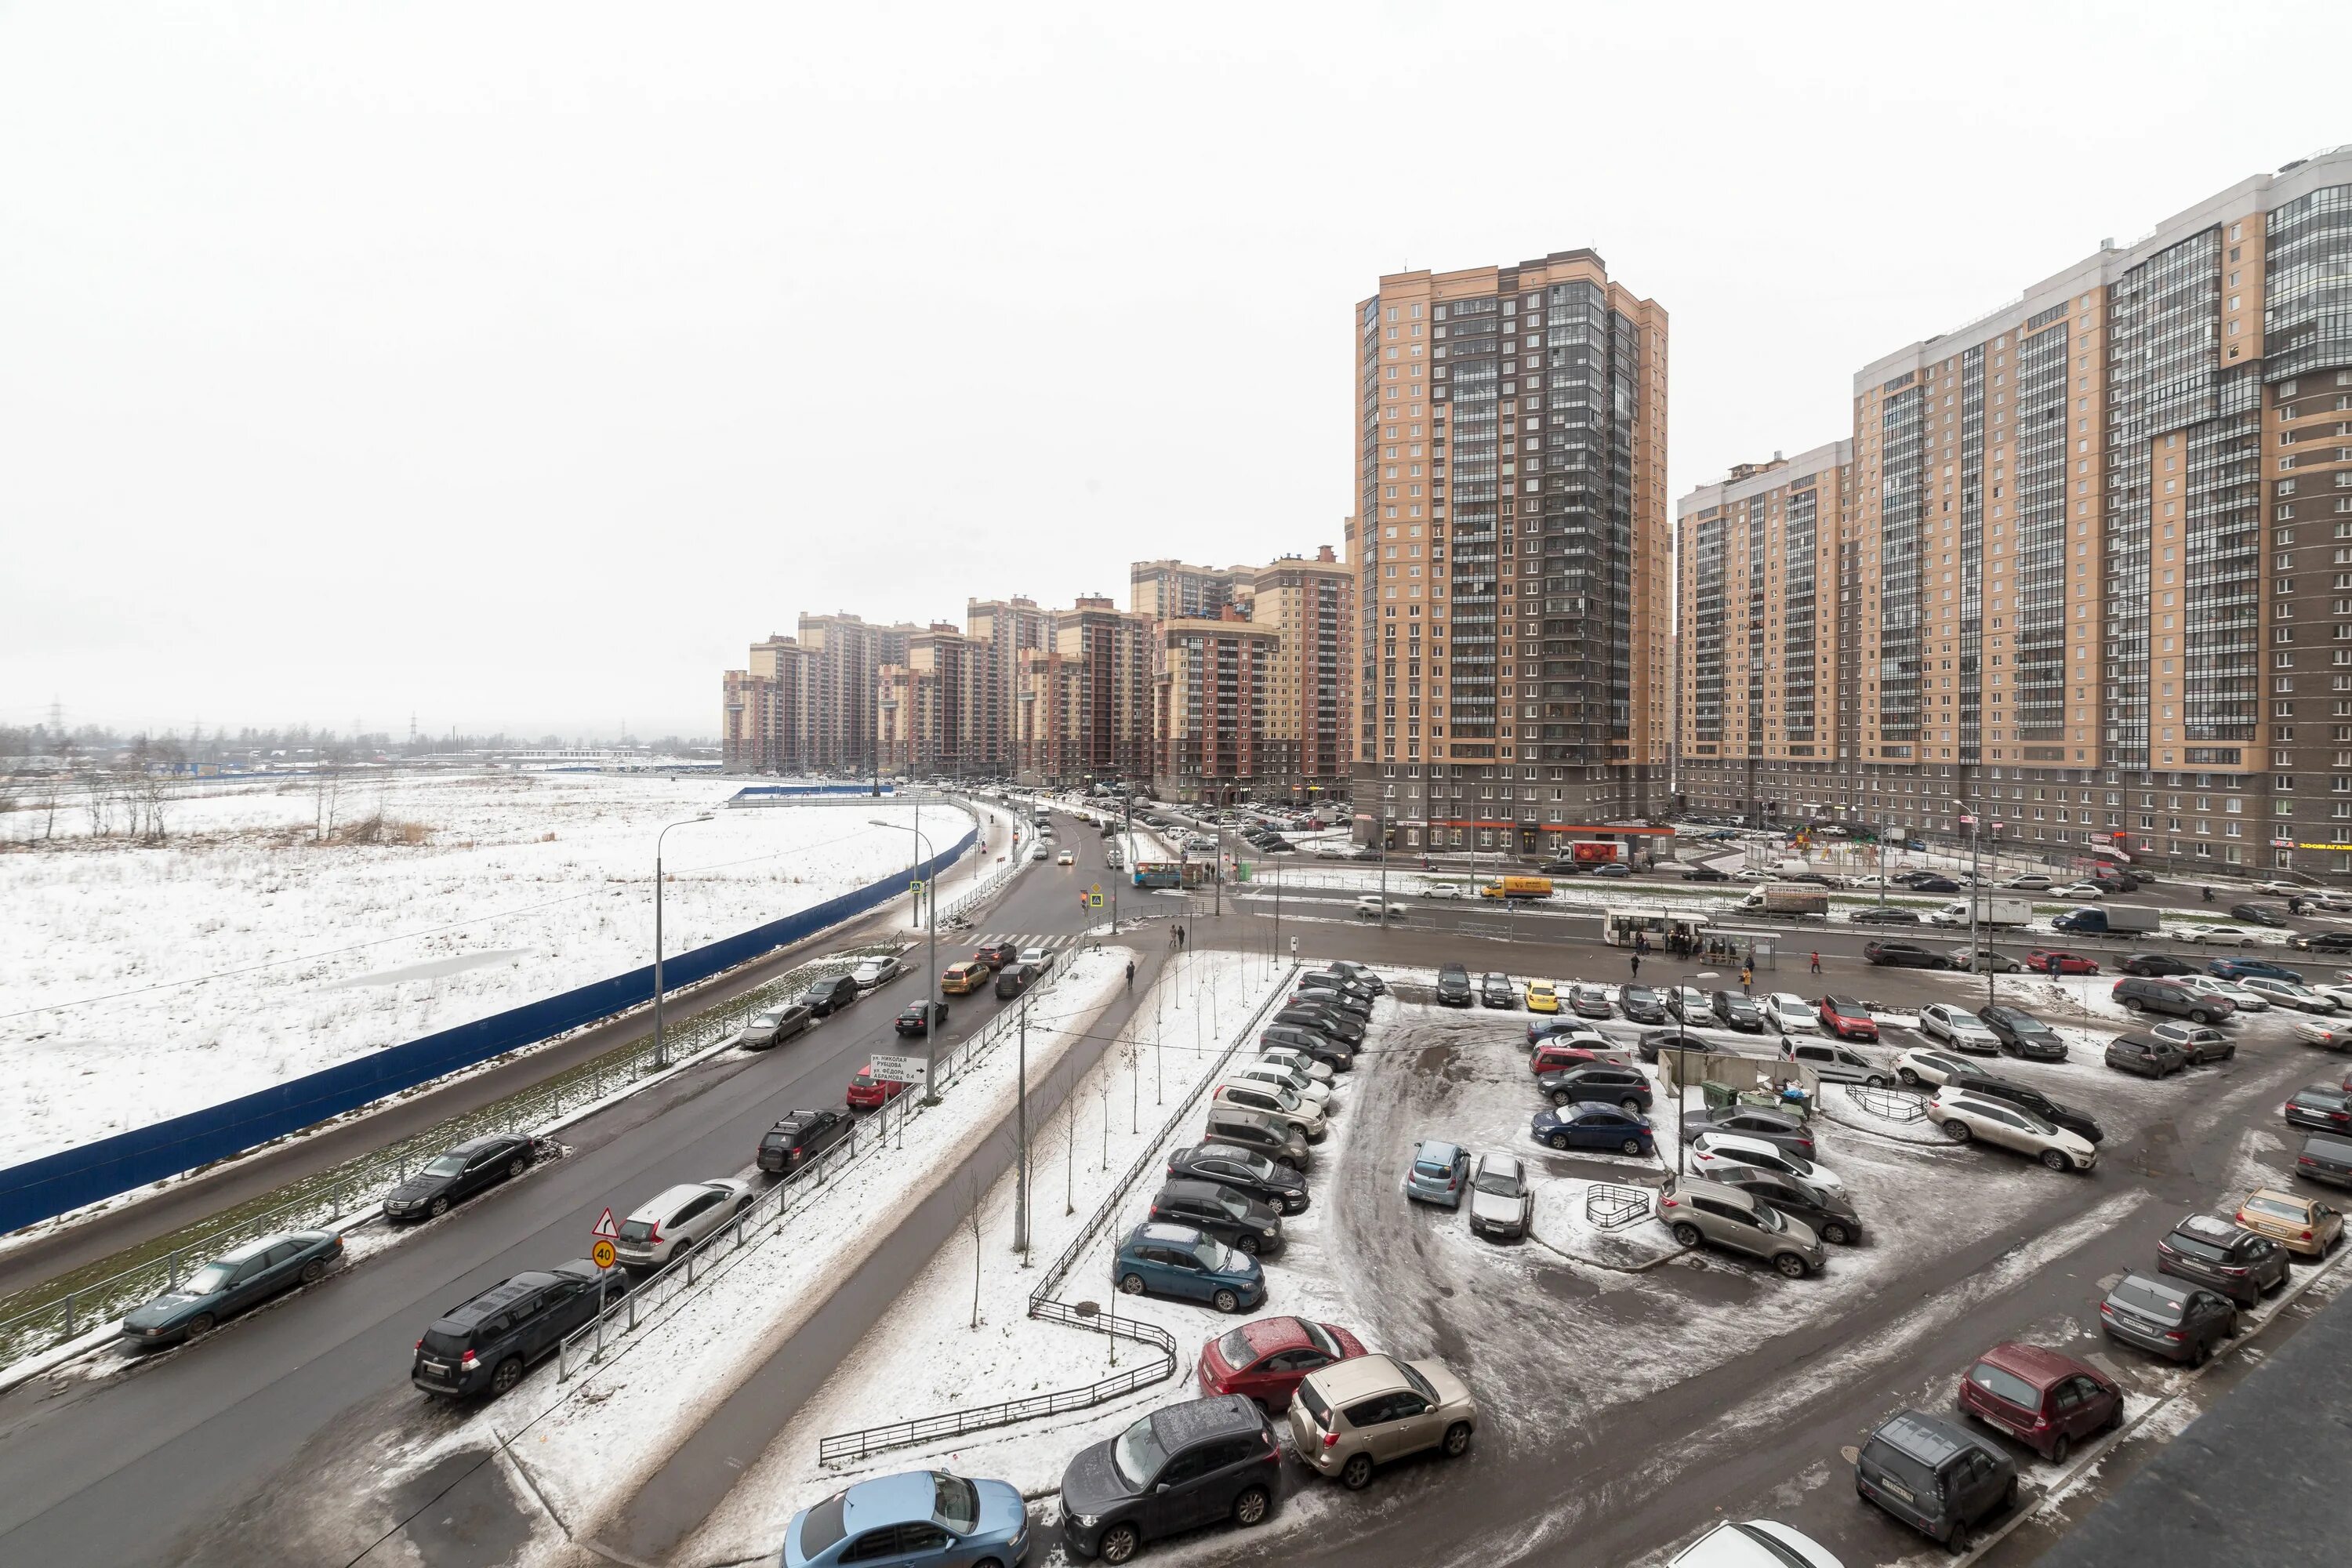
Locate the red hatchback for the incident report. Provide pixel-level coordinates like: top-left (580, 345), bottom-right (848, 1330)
top-left (1955, 1341), bottom-right (2122, 1462)
top-left (845, 1065), bottom-right (912, 1111)
top-left (1195, 1315), bottom-right (1367, 1413)
top-left (2027, 949), bottom-right (2102, 976)
top-left (1530, 1041), bottom-right (1628, 1076)
top-left (1817, 996), bottom-right (1878, 1041)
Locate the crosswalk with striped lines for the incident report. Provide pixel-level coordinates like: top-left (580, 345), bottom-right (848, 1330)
top-left (971, 931), bottom-right (1084, 951)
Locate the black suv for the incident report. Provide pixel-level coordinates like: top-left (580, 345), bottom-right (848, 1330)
top-left (1435, 964), bottom-right (1474, 1007)
top-left (1259, 1023), bottom-right (1352, 1072)
top-left (1864, 941), bottom-right (1946, 968)
top-left (994, 960), bottom-right (1040, 1000)
top-left (2120, 952), bottom-right (2198, 978)
top-left (382, 1133), bottom-right (539, 1222)
top-left (1275, 1005), bottom-right (1365, 1046)
top-left (1292, 986), bottom-right (1372, 1023)
top-left (1058, 1396), bottom-right (1282, 1564)
top-left (2114, 976), bottom-right (2233, 1025)
top-left (758, 1107), bottom-right (853, 1174)
top-left (1976, 1006), bottom-right (2067, 1062)
top-left (1955, 1077), bottom-right (2103, 1143)
top-left (412, 1259), bottom-right (622, 1399)
top-left (2156, 1212), bottom-right (2290, 1306)
top-left (805, 972), bottom-right (862, 1016)
top-left (1710, 1166), bottom-right (1863, 1245)
top-left (1148, 1179), bottom-right (1285, 1256)
top-left (1167, 1142), bottom-right (1310, 1214)
top-left (1855, 1410), bottom-right (2016, 1547)
top-left (1711, 991), bottom-right (1765, 1032)
top-left (1537, 1064), bottom-right (1653, 1112)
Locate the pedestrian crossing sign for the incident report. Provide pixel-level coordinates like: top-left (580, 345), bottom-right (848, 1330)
top-left (1087, 892), bottom-right (1104, 907)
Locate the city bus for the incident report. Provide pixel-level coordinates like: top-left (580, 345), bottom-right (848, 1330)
top-left (1131, 862), bottom-right (1185, 890)
top-left (1599, 909), bottom-right (1711, 949)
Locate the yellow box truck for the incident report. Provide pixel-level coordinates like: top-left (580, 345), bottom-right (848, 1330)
top-left (1479, 876), bottom-right (1555, 901)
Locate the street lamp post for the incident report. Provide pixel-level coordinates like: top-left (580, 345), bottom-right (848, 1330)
top-left (652, 813), bottom-right (716, 1069)
top-left (872, 817), bottom-right (943, 1102)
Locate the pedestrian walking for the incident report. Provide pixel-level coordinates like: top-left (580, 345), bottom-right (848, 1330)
top-left (1629, 953), bottom-right (1642, 979)
top-left (1125, 960), bottom-right (1134, 989)
top-left (1808, 950), bottom-right (1822, 975)
top-left (1177, 924), bottom-right (1186, 950)
top-left (1740, 964), bottom-right (1753, 992)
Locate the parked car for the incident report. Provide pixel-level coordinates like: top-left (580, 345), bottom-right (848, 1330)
top-left (1524, 980), bottom-right (1563, 1015)
top-left (1287, 1353), bottom-right (1477, 1490)
top-left (1709, 1166), bottom-right (1860, 1245)
top-left (1167, 1142), bottom-right (1309, 1214)
top-left (1976, 1005), bottom-right (2068, 1062)
top-left (1530, 1102), bottom-right (1656, 1156)
top-left (851, 955), bottom-right (902, 988)
top-left (1421, 881), bottom-right (1469, 900)
top-left (993, 960), bottom-right (1040, 1000)
top-left (119, 1229), bottom-right (343, 1348)
top-left (2023, 949), bottom-right (2100, 976)
top-left (1759, 993), bottom-right (1818, 1034)
top-left (1570, 982), bottom-right (1616, 1019)
top-left (2283, 1084), bottom-right (2352, 1134)
top-left (1323, 960), bottom-right (1386, 996)
top-left (383, 1134), bottom-right (546, 1232)
top-left (805, 972), bottom-right (863, 1016)
top-left (760, 1109), bottom-right (853, 1174)
top-left (1855, 1409), bottom-right (2018, 1546)
top-left (1681, 866), bottom-right (1731, 883)
top-left (1711, 990), bottom-right (1766, 1032)
top-left (2230, 902), bottom-right (2289, 928)
top-left (2235, 1187), bottom-right (2344, 1257)
top-left (1257, 1045), bottom-right (1334, 1086)
top-left (1466, 1152), bottom-right (1534, 1240)
top-left (1779, 1038), bottom-right (1888, 1088)
top-left (614, 1178), bottom-right (755, 1269)
top-left (2295, 1130), bottom-right (2352, 1189)
top-left (1291, 985), bottom-right (1370, 1024)
top-left (1211, 1080), bottom-right (1326, 1144)
top-left (1817, 995), bottom-right (1878, 1041)
top-left (2105, 1034), bottom-right (2187, 1077)
top-left (2210, 956), bottom-right (2304, 982)
top-left (2157, 1211), bottom-right (2292, 1305)
top-left (1680, 1105), bottom-right (1817, 1157)
top-left (1634, 1028), bottom-right (1707, 1065)
top-left (1667, 984), bottom-right (1713, 1022)
top-left (2119, 951), bottom-right (2199, 977)
top-left (2177, 975), bottom-right (2270, 1013)
top-left (1058, 1395), bottom-right (1279, 1563)
top-left (1929, 1090), bottom-right (2096, 1171)
top-left (1659, 1178), bottom-right (1824, 1277)
top-left (2242, 976), bottom-right (2339, 1013)
top-left (1149, 1180), bottom-right (1286, 1257)
top-left (844, 1064), bottom-right (912, 1111)
top-left (1955, 1077), bottom-right (2103, 1143)
top-left (1917, 1004), bottom-right (1998, 1054)
top-left (1112, 1221), bottom-right (1265, 1314)
top-left (1956, 1342), bottom-right (2122, 1463)
top-left (1894, 1047), bottom-right (1997, 1090)
top-left (784, 1469), bottom-right (1029, 1568)
top-left (2100, 1272), bottom-right (2238, 1365)
top-left (409, 1258), bottom-right (619, 1399)
top-left (1528, 1037), bottom-right (1623, 1076)
top-left (1614, 985), bottom-right (1667, 1024)
top-left (1864, 940), bottom-right (1945, 967)
top-left (1687, 1131), bottom-right (1844, 1193)
top-left (1434, 964), bottom-right (1474, 1007)
top-left (2149, 1020), bottom-right (2237, 1062)
top-left (1538, 1063), bottom-right (1654, 1112)
top-left (2113, 976), bottom-right (2234, 1025)
top-left (1260, 1023), bottom-right (1352, 1073)
top-left (1403, 1139), bottom-right (1471, 1207)
top-left (1851, 907), bottom-right (1924, 927)
top-left (1196, 1316), bottom-right (1367, 1414)
top-left (1668, 1522), bottom-right (1844, 1567)
top-left (739, 1002), bottom-right (816, 1049)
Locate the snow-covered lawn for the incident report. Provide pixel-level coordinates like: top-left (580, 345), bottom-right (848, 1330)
top-left (683, 947), bottom-right (1293, 1563)
top-left (0, 772), bottom-right (1005, 1166)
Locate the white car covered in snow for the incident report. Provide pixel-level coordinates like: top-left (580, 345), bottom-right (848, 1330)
top-left (850, 954), bottom-right (902, 988)
top-left (1686, 1131), bottom-right (1846, 1195)
top-left (2177, 975), bottom-right (2270, 1012)
top-left (1668, 1519), bottom-right (1844, 1568)
top-left (2181, 924), bottom-right (2265, 946)
top-left (1466, 1152), bottom-right (1532, 1242)
top-left (1225, 1061), bottom-right (1334, 1111)
top-left (1258, 1046), bottom-right (1334, 1084)
top-left (1760, 993), bottom-right (1819, 1034)
top-left (1929, 1088), bottom-right (2096, 1172)
top-left (1893, 1046), bottom-right (1991, 1089)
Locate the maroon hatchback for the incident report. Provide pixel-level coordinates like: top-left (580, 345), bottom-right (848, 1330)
top-left (1195, 1316), bottom-right (1367, 1414)
top-left (1955, 1341), bottom-right (2122, 1463)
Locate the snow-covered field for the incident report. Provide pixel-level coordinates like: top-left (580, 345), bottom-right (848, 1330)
top-left (0, 772), bottom-right (1004, 1167)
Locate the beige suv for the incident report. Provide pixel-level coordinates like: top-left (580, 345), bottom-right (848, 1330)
top-left (1287, 1352), bottom-right (1477, 1490)
top-left (1657, 1177), bottom-right (1824, 1279)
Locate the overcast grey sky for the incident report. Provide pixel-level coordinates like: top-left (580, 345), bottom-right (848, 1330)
top-left (4, 2), bottom-right (2346, 741)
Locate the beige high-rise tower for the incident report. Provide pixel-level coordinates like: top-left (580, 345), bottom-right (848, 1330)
top-left (1352, 249), bottom-right (1670, 855)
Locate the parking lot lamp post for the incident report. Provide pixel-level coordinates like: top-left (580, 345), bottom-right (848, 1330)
top-left (873, 818), bottom-right (942, 1102)
top-left (1953, 797), bottom-right (1991, 1008)
top-left (652, 814), bottom-right (716, 1069)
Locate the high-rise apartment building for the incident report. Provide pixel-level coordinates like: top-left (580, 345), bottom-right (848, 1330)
top-left (1677, 147), bottom-right (2352, 876)
top-left (876, 624), bottom-right (986, 777)
top-left (722, 634), bottom-right (809, 773)
top-left (1352, 249), bottom-right (1671, 854)
top-left (966, 596), bottom-right (1050, 772)
top-left (1675, 445), bottom-right (1854, 816)
top-left (1131, 561), bottom-right (1245, 622)
top-left (1152, 613), bottom-right (1283, 802)
top-left (1246, 546), bottom-right (1355, 800)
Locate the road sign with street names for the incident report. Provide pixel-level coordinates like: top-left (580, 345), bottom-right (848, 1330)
top-left (870, 1053), bottom-right (927, 1084)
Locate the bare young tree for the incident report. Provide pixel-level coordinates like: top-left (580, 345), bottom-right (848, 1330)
top-left (964, 1169), bottom-right (985, 1330)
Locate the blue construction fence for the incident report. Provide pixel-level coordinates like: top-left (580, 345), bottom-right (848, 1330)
top-left (0, 827), bottom-right (975, 1234)
top-left (728, 783), bottom-right (895, 800)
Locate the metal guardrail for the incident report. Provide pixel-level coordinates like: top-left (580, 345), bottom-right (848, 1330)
top-left (0, 946), bottom-right (888, 1370)
top-left (815, 963), bottom-right (1298, 1466)
top-left (1842, 1083), bottom-right (1930, 1123)
top-left (1585, 1183), bottom-right (1653, 1231)
top-left (553, 951), bottom-right (1073, 1383)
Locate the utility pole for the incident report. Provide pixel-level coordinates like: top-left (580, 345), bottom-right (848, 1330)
top-left (1014, 992), bottom-right (1029, 1256)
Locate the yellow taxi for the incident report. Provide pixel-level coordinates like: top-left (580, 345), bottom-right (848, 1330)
top-left (939, 960), bottom-right (991, 996)
top-left (1525, 981), bottom-right (1561, 1014)
top-left (2234, 1187), bottom-right (2344, 1258)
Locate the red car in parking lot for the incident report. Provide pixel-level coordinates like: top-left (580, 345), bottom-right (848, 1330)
top-left (1818, 996), bottom-right (1878, 1041)
top-left (2027, 949), bottom-right (2102, 976)
top-left (1955, 1341), bottom-right (2122, 1462)
top-left (845, 1064), bottom-right (913, 1111)
top-left (1194, 1315), bottom-right (1367, 1412)
top-left (1529, 1041), bottom-right (1626, 1076)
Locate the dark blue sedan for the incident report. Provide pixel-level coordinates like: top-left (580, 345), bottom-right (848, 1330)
top-left (118, 1229), bottom-right (343, 1348)
top-left (2210, 956), bottom-right (2305, 984)
top-left (1530, 1103), bottom-right (1656, 1156)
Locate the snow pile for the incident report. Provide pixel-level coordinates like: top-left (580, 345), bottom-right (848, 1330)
top-left (1529, 1179), bottom-right (1679, 1270)
top-left (0, 773), bottom-right (1002, 1167)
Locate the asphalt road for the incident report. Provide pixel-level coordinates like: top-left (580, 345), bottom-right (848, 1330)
top-left (0, 805), bottom-right (1112, 1568)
